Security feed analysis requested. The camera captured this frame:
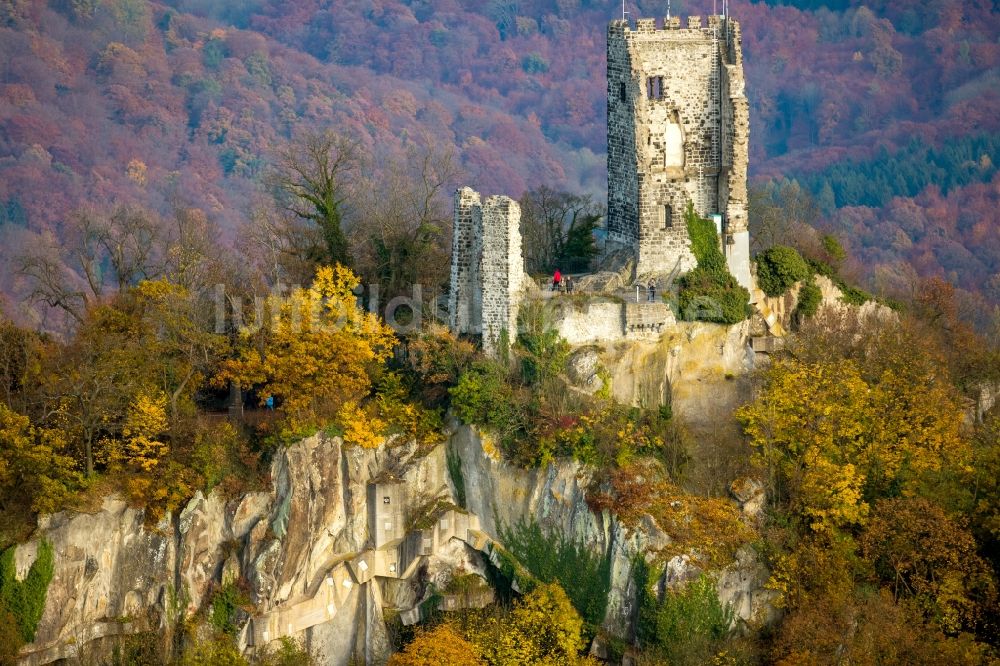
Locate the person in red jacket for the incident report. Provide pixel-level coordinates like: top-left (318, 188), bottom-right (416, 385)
top-left (552, 269), bottom-right (562, 293)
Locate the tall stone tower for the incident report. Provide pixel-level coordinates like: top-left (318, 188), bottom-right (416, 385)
top-left (448, 187), bottom-right (524, 357)
top-left (607, 15), bottom-right (751, 290)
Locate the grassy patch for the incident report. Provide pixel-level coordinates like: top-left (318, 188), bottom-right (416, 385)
top-left (446, 445), bottom-right (467, 509)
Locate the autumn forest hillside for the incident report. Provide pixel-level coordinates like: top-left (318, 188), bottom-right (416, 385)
top-left (1, 2), bottom-right (1000, 664)
top-left (0, 0), bottom-right (999, 324)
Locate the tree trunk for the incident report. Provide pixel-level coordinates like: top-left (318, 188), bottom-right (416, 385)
top-left (85, 432), bottom-right (94, 477)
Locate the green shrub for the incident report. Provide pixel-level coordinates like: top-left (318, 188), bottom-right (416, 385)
top-left (685, 205), bottom-right (727, 273)
top-left (634, 558), bottom-right (734, 665)
top-left (499, 519), bottom-right (612, 633)
top-left (795, 277), bottom-right (823, 320)
top-left (678, 268), bottom-right (753, 325)
top-left (807, 257), bottom-right (835, 278)
top-left (821, 234), bottom-right (847, 268)
top-left (0, 540), bottom-right (54, 644)
top-left (209, 580), bottom-right (250, 636)
top-left (517, 301), bottom-right (570, 387)
top-left (755, 245), bottom-right (810, 297)
top-left (839, 284), bottom-right (875, 306)
top-left (544, 404), bottom-right (669, 469)
top-left (678, 205), bottom-right (752, 325)
top-left (806, 258), bottom-right (876, 306)
top-left (255, 637), bottom-right (315, 665)
top-left (450, 361), bottom-right (526, 446)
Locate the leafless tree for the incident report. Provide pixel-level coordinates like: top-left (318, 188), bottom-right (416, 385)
top-left (238, 197), bottom-right (325, 289)
top-left (18, 205), bottom-right (168, 322)
top-left (351, 141), bottom-right (458, 300)
top-left (519, 186), bottom-right (603, 275)
top-left (748, 180), bottom-right (820, 254)
top-left (270, 129), bottom-right (361, 270)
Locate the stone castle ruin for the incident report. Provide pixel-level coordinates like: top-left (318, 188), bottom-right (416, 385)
top-left (448, 14), bottom-right (753, 351)
top-left (447, 187), bottom-right (525, 357)
top-left (607, 15), bottom-right (751, 289)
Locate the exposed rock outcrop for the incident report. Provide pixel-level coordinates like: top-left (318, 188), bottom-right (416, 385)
top-left (19, 435), bottom-right (450, 665)
top-left (18, 427), bottom-right (775, 665)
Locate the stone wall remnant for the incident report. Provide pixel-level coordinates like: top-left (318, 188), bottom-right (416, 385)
top-left (447, 187), bottom-right (524, 357)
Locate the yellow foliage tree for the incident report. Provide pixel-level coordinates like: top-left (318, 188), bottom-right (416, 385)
top-left (860, 497), bottom-right (994, 634)
top-left (772, 585), bottom-right (989, 666)
top-left (0, 404), bottom-right (79, 530)
top-left (767, 532), bottom-right (857, 611)
top-left (388, 624), bottom-right (482, 666)
top-left (338, 401), bottom-right (386, 449)
top-left (866, 364), bottom-right (967, 495)
top-left (737, 359), bottom-right (872, 533)
top-left (737, 356), bottom-right (968, 533)
top-left (46, 279), bottom-right (225, 477)
top-left (101, 389), bottom-right (197, 519)
top-left (120, 390), bottom-right (169, 473)
top-left (217, 265), bottom-right (396, 431)
top-left (464, 583), bottom-right (594, 665)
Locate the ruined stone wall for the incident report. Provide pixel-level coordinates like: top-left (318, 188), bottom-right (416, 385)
top-left (447, 188), bottom-right (523, 356)
top-left (448, 187), bottom-right (482, 334)
top-left (479, 196), bottom-right (523, 357)
top-left (607, 16), bottom-right (751, 286)
top-left (721, 20), bottom-right (752, 290)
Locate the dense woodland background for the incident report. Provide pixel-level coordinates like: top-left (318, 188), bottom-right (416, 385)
top-left (0, 2), bottom-right (1000, 663)
top-left (0, 0), bottom-right (998, 327)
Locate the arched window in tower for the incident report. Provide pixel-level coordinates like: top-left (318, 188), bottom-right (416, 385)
top-left (664, 111), bottom-right (684, 169)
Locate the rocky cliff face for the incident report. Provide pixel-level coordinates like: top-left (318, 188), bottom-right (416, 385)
top-left (19, 435), bottom-right (449, 664)
top-left (17, 427), bottom-right (774, 665)
top-left (452, 426), bottom-right (776, 636)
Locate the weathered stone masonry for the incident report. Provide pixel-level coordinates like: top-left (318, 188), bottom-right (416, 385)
top-left (448, 187), bottom-right (524, 357)
top-left (607, 15), bottom-right (751, 289)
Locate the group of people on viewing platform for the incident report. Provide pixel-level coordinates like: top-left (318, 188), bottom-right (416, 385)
top-left (551, 269), bottom-right (575, 294)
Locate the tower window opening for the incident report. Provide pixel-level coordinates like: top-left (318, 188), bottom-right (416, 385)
top-left (659, 204), bottom-right (673, 229)
top-left (619, 81), bottom-right (627, 101)
top-left (646, 76), bottom-right (664, 100)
